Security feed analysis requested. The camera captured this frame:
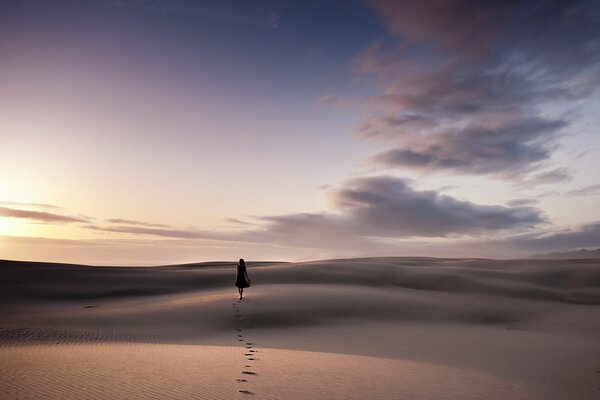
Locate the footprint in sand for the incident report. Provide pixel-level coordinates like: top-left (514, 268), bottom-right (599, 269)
top-left (234, 300), bottom-right (260, 395)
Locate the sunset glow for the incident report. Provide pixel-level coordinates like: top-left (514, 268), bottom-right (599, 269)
top-left (1, 0), bottom-right (599, 264)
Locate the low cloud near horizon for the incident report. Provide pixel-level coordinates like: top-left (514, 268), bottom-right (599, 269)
top-left (5, 175), bottom-right (598, 259)
top-left (0, 206), bottom-right (86, 224)
top-left (253, 176), bottom-right (544, 242)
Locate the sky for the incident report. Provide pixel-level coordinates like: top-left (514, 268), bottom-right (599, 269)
top-left (1, 0), bottom-right (600, 265)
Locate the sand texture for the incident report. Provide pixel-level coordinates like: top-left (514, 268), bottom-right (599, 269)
top-left (1, 257), bottom-right (600, 399)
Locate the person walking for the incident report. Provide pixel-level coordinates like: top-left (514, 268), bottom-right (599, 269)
top-left (235, 258), bottom-right (251, 300)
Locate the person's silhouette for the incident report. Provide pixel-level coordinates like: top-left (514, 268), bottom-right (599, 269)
top-left (235, 258), bottom-right (251, 300)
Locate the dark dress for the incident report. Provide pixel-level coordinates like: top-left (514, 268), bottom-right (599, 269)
top-left (235, 264), bottom-right (250, 288)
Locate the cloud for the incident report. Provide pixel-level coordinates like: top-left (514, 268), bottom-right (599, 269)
top-left (329, 176), bottom-right (544, 236)
top-left (226, 218), bottom-right (253, 226)
top-left (344, 0), bottom-right (600, 179)
top-left (566, 184), bottom-right (600, 196)
top-left (6, 189), bottom-right (593, 260)
top-left (522, 168), bottom-right (571, 186)
top-left (81, 177), bottom-right (544, 252)
top-left (357, 114), bottom-right (437, 140)
top-left (516, 222), bottom-right (600, 251)
top-left (0, 201), bottom-right (62, 210)
top-left (370, 118), bottom-right (566, 175)
top-left (0, 206), bottom-right (87, 224)
top-left (0, 183), bottom-right (590, 261)
top-left (477, 221), bottom-right (600, 255)
top-left (369, 0), bottom-right (513, 57)
top-left (237, 176), bottom-right (545, 250)
top-left (106, 218), bottom-right (169, 228)
top-left (386, 220), bottom-right (600, 258)
top-left (507, 198), bottom-right (539, 207)
top-left (86, 224), bottom-right (221, 240)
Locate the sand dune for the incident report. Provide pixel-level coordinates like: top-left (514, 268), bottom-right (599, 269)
top-left (1, 257), bottom-right (599, 399)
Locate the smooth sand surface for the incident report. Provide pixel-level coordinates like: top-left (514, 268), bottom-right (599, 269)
top-left (1, 257), bottom-right (600, 399)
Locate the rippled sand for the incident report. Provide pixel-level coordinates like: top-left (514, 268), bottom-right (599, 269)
top-left (1, 257), bottom-right (599, 399)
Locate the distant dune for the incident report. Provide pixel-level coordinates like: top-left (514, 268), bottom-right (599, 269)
top-left (531, 248), bottom-right (600, 259)
top-left (1, 257), bottom-right (599, 399)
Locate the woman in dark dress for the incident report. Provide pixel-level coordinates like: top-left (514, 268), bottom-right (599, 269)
top-left (235, 258), bottom-right (251, 300)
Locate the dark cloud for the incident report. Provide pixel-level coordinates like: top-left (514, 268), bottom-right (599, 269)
top-left (371, 118), bottom-right (565, 175)
top-left (0, 206), bottom-right (86, 223)
top-left (350, 0), bottom-right (600, 179)
top-left (566, 184), bottom-right (600, 196)
top-left (330, 176), bottom-right (544, 236)
top-left (243, 176), bottom-right (544, 249)
top-left (355, 51), bottom-right (539, 117)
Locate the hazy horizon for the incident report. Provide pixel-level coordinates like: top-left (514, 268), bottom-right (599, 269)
top-left (2, 0), bottom-right (600, 265)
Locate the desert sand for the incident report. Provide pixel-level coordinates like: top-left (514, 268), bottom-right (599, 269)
top-left (1, 257), bottom-right (599, 399)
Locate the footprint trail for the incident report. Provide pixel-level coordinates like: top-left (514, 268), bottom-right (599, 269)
top-left (232, 299), bottom-right (262, 395)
